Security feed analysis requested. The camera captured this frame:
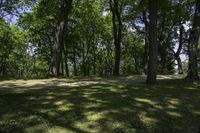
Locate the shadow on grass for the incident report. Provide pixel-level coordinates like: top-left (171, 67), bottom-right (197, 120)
top-left (0, 77), bottom-right (200, 133)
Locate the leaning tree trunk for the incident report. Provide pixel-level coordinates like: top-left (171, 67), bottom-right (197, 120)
top-left (49, 0), bottom-right (73, 77)
top-left (146, 0), bottom-right (158, 84)
top-left (176, 25), bottom-right (184, 74)
top-left (186, 0), bottom-right (200, 80)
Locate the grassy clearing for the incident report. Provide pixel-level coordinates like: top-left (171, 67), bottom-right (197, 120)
top-left (0, 76), bottom-right (200, 133)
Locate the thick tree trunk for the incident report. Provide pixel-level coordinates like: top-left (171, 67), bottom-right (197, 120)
top-left (110, 0), bottom-right (122, 76)
top-left (114, 44), bottom-right (121, 76)
top-left (146, 0), bottom-right (158, 84)
top-left (49, 0), bottom-right (73, 77)
top-left (186, 0), bottom-right (200, 80)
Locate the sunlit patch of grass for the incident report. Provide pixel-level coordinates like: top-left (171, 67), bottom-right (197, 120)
top-left (0, 76), bottom-right (200, 133)
top-left (138, 111), bottom-right (158, 127)
top-left (166, 111), bottom-right (182, 117)
top-left (47, 127), bottom-right (74, 133)
top-left (134, 98), bottom-right (157, 105)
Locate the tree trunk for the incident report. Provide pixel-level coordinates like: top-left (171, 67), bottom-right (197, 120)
top-left (61, 53), bottom-right (64, 76)
top-left (142, 11), bottom-right (149, 74)
top-left (110, 0), bottom-right (122, 76)
top-left (177, 57), bottom-right (183, 74)
top-left (0, 54), bottom-right (4, 76)
top-left (158, 44), bottom-right (167, 74)
top-left (93, 55), bottom-right (96, 75)
top-left (65, 58), bottom-right (69, 77)
top-left (176, 25), bottom-right (184, 74)
top-left (186, 0), bottom-right (200, 80)
top-left (114, 44), bottom-right (121, 76)
top-left (93, 43), bottom-right (96, 75)
top-left (73, 46), bottom-right (77, 76)
top-left (146, 0), bottom-right (158, 84)
top-left (64, 47), bottom-right (69, 77)
top-left (49, 0), bottom-right (73, 77)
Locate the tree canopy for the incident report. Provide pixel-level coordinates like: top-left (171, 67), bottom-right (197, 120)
top-left (0, 0), bottom-right (200, 83)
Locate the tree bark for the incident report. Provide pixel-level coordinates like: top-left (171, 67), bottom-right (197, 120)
top-left (146, 0), bottom-right (158, 84)
top-left (186, 0), bottom-right (200, 80)
top-left (168, 25), bottom-right (184, 74)
top-left (158, 43), bottom-right (167, 74)
top-left (110, 0), bottom-right (122, 76)
top-left (177, 57), bottom-right (183, 74)
top-left (176, 25), bottom-right (184, 74)
top-left (49, 0), bottom-right (73, 77)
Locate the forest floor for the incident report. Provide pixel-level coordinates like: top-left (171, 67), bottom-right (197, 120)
top-left (0, 75), bottom-right (200, 133)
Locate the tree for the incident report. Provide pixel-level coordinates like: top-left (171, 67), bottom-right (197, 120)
top-left (186, 0), bottom-right (200, 80)
top-left (171, 25), bottom-right (184, 74)
top-left (109, 0), bottom-right (124, 76)
top-left (49, 0), bottom-right (73, 77)
top-left (0, 19), bottom-right (28, 78)
top-left (146, 0), bottom-right (158, 84)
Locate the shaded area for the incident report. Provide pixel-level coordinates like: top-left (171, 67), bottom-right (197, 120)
top-left (0, 76), bottom-right (200, 133)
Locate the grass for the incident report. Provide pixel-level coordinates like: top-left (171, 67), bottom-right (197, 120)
top-left (0, 75), bottom-right (200, 133)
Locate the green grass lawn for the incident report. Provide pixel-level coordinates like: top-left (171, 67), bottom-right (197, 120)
top-left (0, 76), bottom-right (200, 133)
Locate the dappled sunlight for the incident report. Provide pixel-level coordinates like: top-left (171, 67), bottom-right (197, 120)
top-left (53, 101), bottom-right (65, 106)
top-left (46, 96), bottom-right (55, 100)
top-left (157, 75), bottom-right (185, 80)
top-left (166, 111), bottom-right (182, 117)
top-left (185, 86), bottom-right (199, 90)
top-left (192, 110), bottom-right (200, 115)
top-left (46, 127), bottom-right (73, 133)
top-left (167, 98), bottom-right (180, 106)
top-left (134, 98), bottom-right (158, 105)
top-left (138, 111), bottom-right (158, 127)
top-left (167, 104), bottom-right (177, 109)
top-left (0, 78), bottom-right (126, 94)
top-left (0, 77), bottom-right (200, 133)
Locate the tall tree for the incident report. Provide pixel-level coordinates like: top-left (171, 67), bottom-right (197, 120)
top-left (146, 0), bottom-right (158, 84)
top-left (49, 0), bottom-right (73, 77)
top-left (109, 0), bottom-right (123, 76)
top-left (186, 0), bottom-right (200, 80)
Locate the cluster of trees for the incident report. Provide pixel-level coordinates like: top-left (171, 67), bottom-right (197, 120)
top-left (0, 0), bottom-right (200, 84)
